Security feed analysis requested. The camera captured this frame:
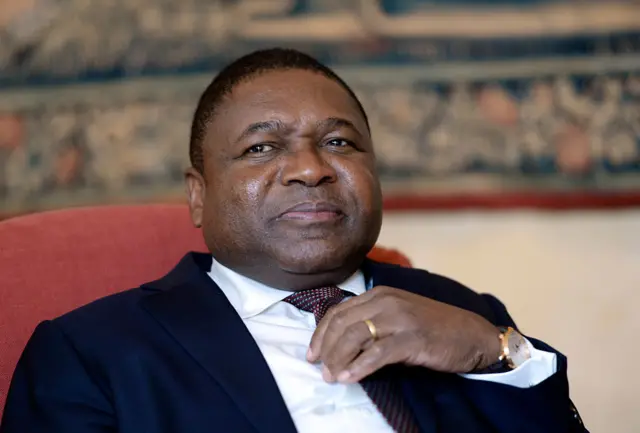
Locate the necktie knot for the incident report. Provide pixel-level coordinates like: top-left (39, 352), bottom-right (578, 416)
top-left (283, 286), bottom-right (350, 325)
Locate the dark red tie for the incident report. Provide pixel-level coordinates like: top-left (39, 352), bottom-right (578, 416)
top-left (284, 287), bottom-right (421, 433)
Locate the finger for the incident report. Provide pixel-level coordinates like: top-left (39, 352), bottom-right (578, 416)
top-left (335, 335), bottom-right (409, 384)
top-left (309, 286), bottom-right (399, 362)
top-left (321, 335), bottom-right (376, 382)
top-left (309, 297), bottom-right (387, 366)
top-left (321, 319), bottom-right (375, 379)
top-left (313, 287), bottom-right (404, 364)
top-left (307, 291), bottom-right (376, 362)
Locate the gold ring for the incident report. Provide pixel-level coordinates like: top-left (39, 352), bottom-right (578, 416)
top-left (364, 319), bottom-right (378, 341)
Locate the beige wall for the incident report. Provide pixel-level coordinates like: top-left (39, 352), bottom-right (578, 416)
top-left (378, 210), bottom-right (640, 433)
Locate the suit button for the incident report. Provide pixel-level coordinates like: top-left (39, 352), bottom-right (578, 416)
top-left (570, 404), bottom-right (583, 425)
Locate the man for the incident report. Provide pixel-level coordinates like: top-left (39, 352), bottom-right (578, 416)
top-left (1, 48), bottom-right (587, 433)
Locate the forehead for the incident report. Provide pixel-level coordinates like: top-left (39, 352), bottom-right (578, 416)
top-left (210, 69), bottom-right (367, 137)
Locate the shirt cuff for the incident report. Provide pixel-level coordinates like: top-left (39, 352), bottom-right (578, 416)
top-left (459, 338), bottom-right (557, 388)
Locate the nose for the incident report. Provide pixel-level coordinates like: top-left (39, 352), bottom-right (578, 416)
top-left (280, 146), bottom-right (337, 187)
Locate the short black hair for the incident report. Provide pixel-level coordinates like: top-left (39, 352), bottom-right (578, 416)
top-left (189, 48), bottom-right (369, 174)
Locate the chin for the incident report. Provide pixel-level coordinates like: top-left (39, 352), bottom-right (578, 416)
top-left (273, 242), bottom-right (358, 275)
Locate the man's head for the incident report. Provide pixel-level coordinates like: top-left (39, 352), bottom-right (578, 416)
top-left (185, 48), bottom-right (383, 290)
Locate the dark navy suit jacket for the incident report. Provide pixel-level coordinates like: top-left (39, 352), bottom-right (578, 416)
top-left (1, 253), bottom-right (587, 433)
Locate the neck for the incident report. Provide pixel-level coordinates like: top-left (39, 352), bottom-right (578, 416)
top-left (214, 258), bottom-right (363, 292)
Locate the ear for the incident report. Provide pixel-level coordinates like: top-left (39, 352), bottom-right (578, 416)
top-left (185, 167), bottom-right (206, 228)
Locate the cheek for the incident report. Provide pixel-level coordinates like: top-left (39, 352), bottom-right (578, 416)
top-left (339, 159), bottom-right (381, 210)
top-left (207, 170), bottom-right (269, 224)
top-left (243, 176), bottom-right (268, 205)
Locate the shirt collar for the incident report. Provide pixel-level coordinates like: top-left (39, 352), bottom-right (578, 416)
top-left (208, 257), bottom-right (367, 319)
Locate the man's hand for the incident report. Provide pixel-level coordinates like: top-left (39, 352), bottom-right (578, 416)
top-left (306, 286), bottom-right (502, 383)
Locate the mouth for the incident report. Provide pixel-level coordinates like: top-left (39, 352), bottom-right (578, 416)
top-left (277, 201), bottom-right (344, 222)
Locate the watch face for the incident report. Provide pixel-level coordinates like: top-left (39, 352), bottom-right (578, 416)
top-left (507, 331), bottom-right (531, 367)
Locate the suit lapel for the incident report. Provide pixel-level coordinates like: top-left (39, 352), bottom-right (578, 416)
top-left (365, 259), bottom-right (440, 433)
top-left (403, 369), bottom-right (492, 433)
top-left (139, 253), bottom-right (297, 433)
top-left (362, 258), bottom-right (439, 298)
top-left (365, 259), bottom-right (496, 433)
top-left (363, 260), bottom-right (500, 433)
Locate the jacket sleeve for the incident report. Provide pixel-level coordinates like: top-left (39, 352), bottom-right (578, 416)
top-left (1, 320), bottom-right (116, 433)
top-left (457, 293), bottom-right (588, 433)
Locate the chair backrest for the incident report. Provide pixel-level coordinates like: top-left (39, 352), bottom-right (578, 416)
top-left (0, 204), bottom-right (411, 415)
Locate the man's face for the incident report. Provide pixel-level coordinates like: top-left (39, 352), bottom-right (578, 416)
top-left (186, 69), bottom-right (382, 286)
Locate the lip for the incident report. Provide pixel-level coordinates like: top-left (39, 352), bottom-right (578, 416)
top-left (277, 201), bottom-right (344, 222)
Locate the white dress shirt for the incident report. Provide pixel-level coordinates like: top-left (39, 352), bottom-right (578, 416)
top-left (208, 258), bottom-right (557, 433)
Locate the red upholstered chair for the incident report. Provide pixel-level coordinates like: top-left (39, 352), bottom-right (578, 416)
top-left (0, 204), bottom-right (411, 416)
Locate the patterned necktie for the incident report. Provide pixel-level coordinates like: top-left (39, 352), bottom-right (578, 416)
top-left (283, 287), bottom-right (421, 433)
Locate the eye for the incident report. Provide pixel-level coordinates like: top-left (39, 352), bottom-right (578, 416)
top-left (246, 144), bottom-right (275, 154)
top-left (325, 138), bottom-right (353, 148)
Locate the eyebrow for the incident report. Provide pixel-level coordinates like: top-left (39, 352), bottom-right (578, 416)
top-left (235, 116), bottom-right (362, 144)
top-left (316, 117), bottom-right (361, 136)
top-left (235, 120), bottom-right (288, 144)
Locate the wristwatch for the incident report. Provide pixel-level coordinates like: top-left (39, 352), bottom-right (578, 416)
top-left (497, 326), bottom-right (531, 369)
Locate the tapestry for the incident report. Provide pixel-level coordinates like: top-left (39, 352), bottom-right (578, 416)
top-left (1, 0), bottom-right (639, 214)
